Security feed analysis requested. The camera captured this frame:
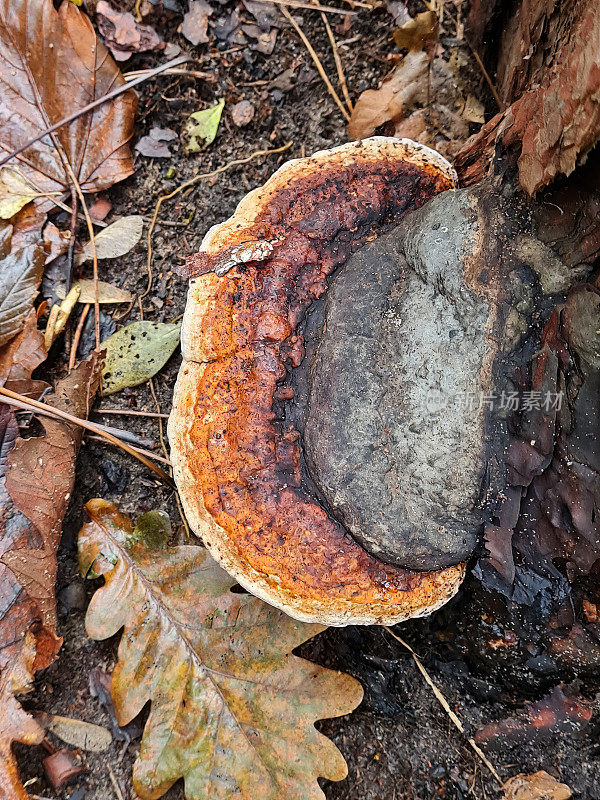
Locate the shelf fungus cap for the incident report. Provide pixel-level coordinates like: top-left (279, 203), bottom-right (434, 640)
top-left (169, 137), bottom-right (469, 626)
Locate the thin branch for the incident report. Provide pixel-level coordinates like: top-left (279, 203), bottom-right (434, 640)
top-left (0, 387), bottom-right (174, 488)
top-left (63, 162), bottom-right (100, 350)
top-left (257, 0), bottom-right (359, 15)
top-left (69, 303), bottom-right (90, 371)
top-left (320, 10), bottom-right (353, 113)
top-left (143, 142), bottom-right (293, 307)
top-left (86, 435), bottom-right (170, 465)
top-left (0, 55), bottom-right (190, 169)
top-left (384, 627), bottom-right (504, 786)
top-left (465, 38), bottom-right (503, 110)
top-left (280, 5), bottom-right (351, 122)
top-left (94, 408), bottom-right (170, 419)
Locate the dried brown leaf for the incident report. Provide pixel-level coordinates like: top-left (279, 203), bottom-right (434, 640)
top-left (0, 354), bottom-right (101, 798)
top-left (181, 0), bottom-right (214, 46)
top-left (502, 771), bottom-right (572, 800)
top-left (0, 0), bottom-right (137, 205)
top-left (348, 50), bottom-right (429, 140)
top-left (0, 238), bottom-right (45, 348)
top-left (0, 309), bottom-right (45, 386)
top-left (392, 10), bottom-right (438, 53)
top-left (96, 0), bottom-right (165, 61)
top-left (79, 500), bottom-right (363, 800)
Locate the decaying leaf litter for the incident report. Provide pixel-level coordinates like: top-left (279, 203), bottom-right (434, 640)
top-left (0, 0), bottom-right (596, 798)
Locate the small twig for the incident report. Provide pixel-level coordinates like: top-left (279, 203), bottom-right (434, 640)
top-left (143, 142), bottom-right (293, 310)
top-left (0, 55), bottom-right (190, 169)
top-left (463, 36), bottom-right (503, 110)
top-left (258, 0), bottom-right (359, 15)
top-left (69, 303), bottom-right (90, 371)
top-left (65, 186), bottom-right (78, 295)
top-left (86, 435), bottom-right (169, 465)
top-left (280, 5), bottom-right (351, 122)
top-left (87, 421), bottom-right (155, 448)
top-left (320, 10), bottom-right (353, 113)
top-left (384, 627), bottom-right (504, 787)
top-left (63, 162), bottom-right (100, 351)
top-left (107, 763), bottom-right (125, 800)
top-left (123, 67), bottom-right (212, 81)
top-left (94, 407), bottom-right (170, 419)
top-left (0, 387), bottom-right (174, 488)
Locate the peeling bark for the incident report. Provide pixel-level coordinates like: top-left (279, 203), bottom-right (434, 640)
top-left (456, 0), bottom-right (600, 194)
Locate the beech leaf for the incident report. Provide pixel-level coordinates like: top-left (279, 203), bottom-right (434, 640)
top-left (0, 0), bottom-right (137, 207)
top-left (0, 241), bottom-right (45, 348)
top-left (77, 215), bottom-right (144, 263)
top-left (348, 50), bottom-right (430, 140)
top-left (56, 279), bottom-right (133, 304)
top-left (183, 99), bottom-right (225, 153)
top-left (101, 320), bottom-right (182, 394)
top-left (79, 500), bottom-right (363, 800)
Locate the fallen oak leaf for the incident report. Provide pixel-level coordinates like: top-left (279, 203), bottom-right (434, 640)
top-left (79, 500), bottom-right (363, 800)
top-left (0, 0), bottom-right (137, 207)
top-left (392, 9), bottom-right (438, 53)
top-left (101, 320), bottom-right (181, 395)
top-left (502, 771), bottom-right (572, 800)
top-left (0, 309), bottom-right (46, 387)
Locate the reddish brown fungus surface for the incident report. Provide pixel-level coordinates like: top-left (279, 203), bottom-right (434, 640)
top-left (170, 140), bottom-right (464, 624)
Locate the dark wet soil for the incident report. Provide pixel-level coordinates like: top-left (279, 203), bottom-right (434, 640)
top-left (16, 2), bottom-right (600, 799)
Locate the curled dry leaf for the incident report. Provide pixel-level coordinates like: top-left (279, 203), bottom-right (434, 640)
top-left (181, 0), bottom-right (214, 46)
top-left (0, 229), bottom-right (45, 348)
top-left (77, 214), bottom-right (144, 263)
top-left (392, 9), bottom-right (438, 53)
top-left (0, 0), bottom-right (137, 206)
top-left (135, 127), bottom-right (178, 159)
top-left (79, 499), bottom-right (363, 800)
top-left (0, 354), bottom-right (101, 799)
top-left (183, 100), bottom-right (225, 153)
top-left (348, 50), bottom-right (430, 140)
top-left (96, 0), bottom-right (165, 61)
top-left (101, 320), bottom-right (182, 394)
top-left (502, 771), bottom-right (572, 800)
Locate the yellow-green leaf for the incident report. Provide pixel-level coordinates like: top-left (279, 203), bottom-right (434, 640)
top-left (0, 169), bottom-right (37, 219)
top-left (183, 99), bottom-right (225, 153)
top-left (79, 500), bottom-right (363, 800)
top-left (101, 320), bottom-right (181, 394)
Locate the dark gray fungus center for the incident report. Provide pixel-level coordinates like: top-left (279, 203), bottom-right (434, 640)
top-left (303, 192), bottom-right (499, 571)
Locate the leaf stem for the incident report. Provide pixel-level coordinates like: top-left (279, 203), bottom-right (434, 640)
top-left (0, 55), bottom-right (190, 169)
top-left (0, 386), bottom-right (175, 488)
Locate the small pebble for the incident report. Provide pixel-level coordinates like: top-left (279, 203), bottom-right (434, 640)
top-left (231, 100), bottom-right (255, 127)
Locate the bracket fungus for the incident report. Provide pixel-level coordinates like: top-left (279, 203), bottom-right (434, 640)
top-left (169, 137), bottom-right (517, 626)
